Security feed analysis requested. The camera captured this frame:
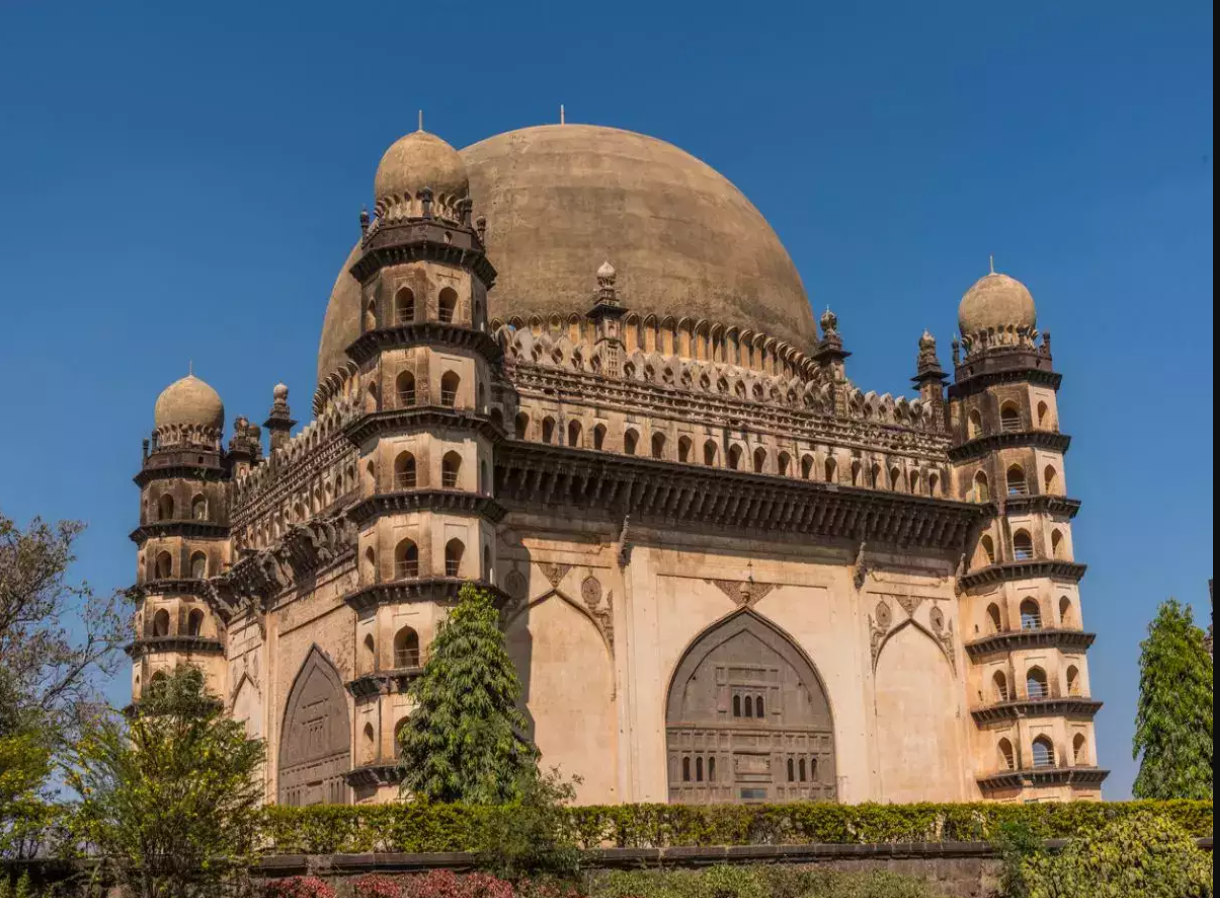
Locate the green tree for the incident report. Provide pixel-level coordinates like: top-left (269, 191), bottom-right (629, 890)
top-left (66, 666), bottom-right (265, 898)
top-left (1021, 811), bottom-right (1212, 898)
top-left (1133, 598), bottom-right (1213, 800)
top-left (398, 584), bottom-right (539, 803)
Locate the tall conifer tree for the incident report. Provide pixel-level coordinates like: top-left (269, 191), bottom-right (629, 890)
top-left (1133, 598), bottom-right (1213, 800)
top-left (398, 584), bottom-right (538, 803)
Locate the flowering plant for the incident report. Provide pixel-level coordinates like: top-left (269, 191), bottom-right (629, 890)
top-left (263, 876), bottom-right (337, 898)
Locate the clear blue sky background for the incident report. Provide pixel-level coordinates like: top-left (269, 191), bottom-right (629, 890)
top-left (0, 1), bottom-right (1211, 799)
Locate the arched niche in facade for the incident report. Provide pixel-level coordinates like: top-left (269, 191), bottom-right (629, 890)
top-left (278, 646), bottom-right (351, 807)
top-left (665, 610), bottom-right (836, 805)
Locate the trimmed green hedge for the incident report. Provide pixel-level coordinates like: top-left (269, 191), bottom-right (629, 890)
top-left (259, 800), bottom-right (1213, 855)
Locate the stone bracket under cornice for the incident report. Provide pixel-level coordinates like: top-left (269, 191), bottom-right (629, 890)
top-left (345, 763), bottom-right (406, 788)
top-left (344, 578), bottom-right (510, 614)
top-left (350, 226), bottom-right (497, 288)
top-left (960, 560), bottom-right (1087, 591)
top-left (124, 635), bottom-right (224, 659)
top-left (343, 408), bottom-right (506, 447)
top-left (129, 521), bottom-right (230, 544)
top-left (997, 495), bottom-right (1082, 519)
top-left (495, 443), bottom-right (983, 551)
top-left (346, 668), bottom-right (422, 699)
top-left (949, 430), bottom-right (1072, 463)
top-left (971, 697), bottom-right (1103, 725)
top-left (965, 629), bottom-right (1097, 659)
top-left (977, 766), bottom-right (1109, 792)
top-left (345, 322), bottom-right (502, 368)
top-left (348, 491), bottom-right (507, 526)
top-left (949, 362), bottom-right (1062, 398)
top-left (133, 463), bottom-right (229, 488)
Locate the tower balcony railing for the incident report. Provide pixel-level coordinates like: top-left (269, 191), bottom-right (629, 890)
top-left (396, 390), bottom-right (416, 408)
top-left (394, 561), bottom-right (420, 580)
top-left (393, 472), bottom-right (418, 490)
top-left (440, 390), bottom-right (458, 408)
top-left (394, 647), bottom-right (422, 669)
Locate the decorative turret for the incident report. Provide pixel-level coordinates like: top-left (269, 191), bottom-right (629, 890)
top-left (947, 267), bottom-right (1104, 802)
top-left (263, 383), bottom-right (296, 454)
top-left (812, 306), bottom-right (849, 380)
top-left (912, 330), bottom-right (948, 414)
top-left (588, 261), bottom-right (626, 378)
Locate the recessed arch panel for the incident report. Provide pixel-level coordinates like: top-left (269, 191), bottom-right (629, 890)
top-left (278, 646), bottom-right (351, 807)
top-left (665, 610), bottom-right (836, 804)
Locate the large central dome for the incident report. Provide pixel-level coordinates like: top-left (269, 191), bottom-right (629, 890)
top-left (462, 125), bottom-right (815, 347)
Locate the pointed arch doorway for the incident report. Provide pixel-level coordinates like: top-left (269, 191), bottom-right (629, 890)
top-left (666, 611), bottom-right (837, 804)
top-left (278, 646), bottom-right (351, 806)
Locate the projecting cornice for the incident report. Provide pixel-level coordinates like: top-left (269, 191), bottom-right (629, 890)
top-left (129, 521), bottom-right (230, 544)
top-left (971, 696), bottom-right (1103, 725)
top-left (965, 628), bottom-right (1096, 659)
top-left (960, 560), bottom-right (1087, 591)
top-left (124, 635), bottom-right (225, 659)
top-left (347, 491), bottom-right (507, 526)
top-left (999, 495), bottom-right (1081, 519)
top-left (977, 766), bottom-right (1109, 792)
top-left (343, 408), bottom-right (506, 446)
top-left (344, 322), bottom-right (502, 368)
top-left (346, 668), bottom-right (423, 699)
top-left (495, 443), bottom-right (983, 551)
top-left (949, 431), bottom-right (1072, 463)
top-left (350, 221), bottom-right (497, 288)
top-left (133, 464), bottom-right (229, 488)
top-left (344, 578), bottom-right (510, 614)
top-left (345, 763), bottom-right (406, 788)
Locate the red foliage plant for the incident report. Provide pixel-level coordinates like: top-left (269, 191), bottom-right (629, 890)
top-left (403, 870), bottom-right (516, 898)
top-left (263, 877), bottom-right (337, 898)
top-left (354, 874), bottom-right (405, 897)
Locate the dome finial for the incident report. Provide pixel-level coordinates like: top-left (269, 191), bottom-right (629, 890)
top-left (989, 253), bottom-right (995, 275)
top-left (418, 109), bottom-right (424, 132)
top-left (560, 104), bottom-right (565, 125)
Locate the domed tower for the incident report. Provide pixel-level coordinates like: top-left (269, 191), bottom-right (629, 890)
top-left (948, 268), bottom-right (1106, 801)
top-left (340, 127), bottom-right (503, 798)
top-left (129, 374), bottom-right (231, 700)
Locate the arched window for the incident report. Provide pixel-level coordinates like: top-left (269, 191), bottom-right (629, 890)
top-left (993, 670), bottom-right (1009, 703)
top-left (753, 447), bottom-right (767, 474)
top-left (394, 287), bottom-right (415, 324)
top-left (366, 381), bottom-right (379, 414)
top-left (987, 603), bottom-right (1003, 634)
top-left (444, 539), bottom-right (464, 577)
top-left (439, 371), bottom-right (460, 408)
top-left (567, 420), bottom-right (582, 448)
top-left (362, 633), bottom-right (376, 671)
top-left (394, 452), bottom-right (417, 490)
top-left (1066, 665), bottom-right (1081, 696)
top-left (678, 436), bottom-right (692, 463)
top-left (998, 738), bottom-right (1016, 771)
top-left (787, 758), bottom-right (795, 782)
top-left (800, 455), bottom-right (814, 479)
top-left (695, 757), bottom-right (704, 782)
top-left (155, 551), bottom-right (173, 580)
top-left (1059, 596), bottom-right (1074, 628)
top-left (623, 430), bottom-right (638, 456)
top-left (1043, 465), bottom-right (1060, 495)
top-left (799, 758), bottom-right (807, 782)
top-left (541, 417), bottom-right (556, 444)
top-left (437, 287), bottom-right (458, 324)
top-left (979, 534), bottom-right (997, 566)
top-left (396, 371), bottom-right (416, 407)
top-left (756, 695), bottom-right (765, 717)
top-left (727, 445), bottom-right (743, 471)
top-left (594, 424), bottom-right (607, 451)
top-left (158, 494), bottom-right (175, 521)
top-left (1032, 735), bottom-right (1056, 769)
top-left (394, 626), bottom-right (420, 669)
top-left (909, 470), bottom-right (921, 495)
top-left (743, 696), bottom-right (754, 718)
top-left (186, 608), bottom-right (204, 637)
top-left (777, 452), bottom-right (791, 476)
top-left (973, 471), bottom-right (990, 503)
top-left (514, 413), bottom-right (529, 440)
top-left (682, 757), bottom-right (691, 782)
top-left (441, 451), bottom-right (462, 488)
top-left (1013, 530), bottom-right (1034, 561)
top-left (732, 695), bottom-right (742, 717)
top-left (1000, 402), bottom-right (1022, 433)
top-left (1020, 599), bottom-right (1043, 631)
top-left (929, 472), bottom-right (940, 495)
top-left (871, 463), bottom-right (883, 489)
top-left (704, 440), bottom-right (718, 466)
top-left (1051, 530), bottom-right (1066, 560)
top-left (394, 539), bottom-right (419, 580)
top-left (191, 495), bottom-right (207, 521)
top-left (651, 432), bottom-right (667, 460)
top-left (824, 457), bottom-right (837, 483)
top-left (1007, 465), bottom-right (1027, 496)
top-left (362, 722), bottom-right (376, 764)
top-left (708, 757), bottom-right (716, 782)
top-left (967, 409), bottom-right (983, 439)
top-left (1073, 733), bottom-right (1088, 765)
top-left (889, 466), bottom-right (903, 492)
top-left (189, 552), bottom-right (207, 579)
top-left (362, 547), bottom-right (377, 582)
top-left (1026, 666), bottom-right (1049, 699)
top-left (152, 609), bottom-right (171, 638)
top-left (1037, 401), bottom-right (1051, 430)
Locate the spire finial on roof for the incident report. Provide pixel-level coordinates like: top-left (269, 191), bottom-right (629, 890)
top-left (418, 109), bottom-right (424, 132)
top-left (989, 253), bottom-right (995, 275)
top-left (188, 359), bottom-right (193, 376)
top-left (560, 104), bottom-right (565, 125)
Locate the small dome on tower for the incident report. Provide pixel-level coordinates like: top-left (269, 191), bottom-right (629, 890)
top-left (958, 271), bottom-right (1036, 340)
top-left (153, 374), bottom-right (224, 432)
top-left (373, 129), bottom-right (469, 221)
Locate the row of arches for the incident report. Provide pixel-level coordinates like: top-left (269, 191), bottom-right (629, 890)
top-left (974, 526), bottom-right (1070, 568)
top-left (990, 663), bottom-right (1083, 704)
top-left (372, 370), bottom-right (465, 413)
top-left (971, 464), bottom-right (1062, 503)
top-left (997, 733), bottom-right (1089, 771)
top-left (359, 625), bottom-right (424, 673)
top-left (966, 400), bottom-right (1057, 440)
top-left (239, 460), bottom-right (361, 551)
top-left (150, 493), bottom-right (209, 523)
top-left (152, 550), bottom-right (210, 580)
top-left (384, 450), bottom-right (486, 492)
top-left (985, 595), bottom-right (1078, 634)
top-left (362, 537), bottom-right (492, 582)
top-left (359, 717), bottom-right (412, 766)
top-left (391, 285), bottom-right (461, 326)
top-left (148, 606), bottom-right (206, 638)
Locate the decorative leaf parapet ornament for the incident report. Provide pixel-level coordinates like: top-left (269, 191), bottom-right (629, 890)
top-left (706, 578), bottom-right (778, 608)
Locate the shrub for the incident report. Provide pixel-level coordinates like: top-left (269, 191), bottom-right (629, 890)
top-left (264, 876), bottom-right (337, 898)
top-left (475, 769), bottom-right (584, 880)
top-left (403, 870), bottom-right (515, 898)
top-left (354, 874), bottom-right (405, 897)
top-left (588, 867), bottom-right (948, 898)
top-left (0, 873), bottom-right (51, 898)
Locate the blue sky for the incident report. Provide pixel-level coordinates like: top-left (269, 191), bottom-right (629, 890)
top-left (0, 1), bottom-right (1211, 799)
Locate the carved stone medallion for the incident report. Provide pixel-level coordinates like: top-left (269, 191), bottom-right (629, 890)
top-left (875, 601), bottom-right (893, 630)
top-left (581, 575), bottom-right (602, 609)
top-left (929, 606), bottom-right (945, 634)
top-left (505, 570), bottom-right (528, 601)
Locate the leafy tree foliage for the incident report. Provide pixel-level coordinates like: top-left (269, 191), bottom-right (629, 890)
top-left (66, 666), bottom-right (265, 898)
top-left (1020, 810), bottom-right (1212, 898)
top-left (1133, 598), bottom-right (1213, 800)
top-left (398, 584), bottom-right (538, 803)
